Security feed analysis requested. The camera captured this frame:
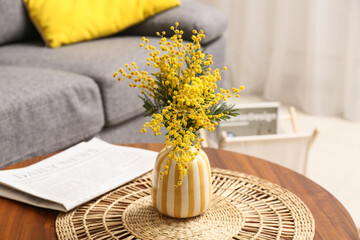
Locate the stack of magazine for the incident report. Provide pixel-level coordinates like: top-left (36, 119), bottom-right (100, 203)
top-left (0, 138), bottom-right (158, 211)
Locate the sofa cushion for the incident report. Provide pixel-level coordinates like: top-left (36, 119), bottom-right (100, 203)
top-left (0, 0), bottom-right (38, 45)
top-left (0, 66), bottom-right (104, 168)
top-left (0, 37), bottom-right (226, 128)
top-left (123, 1), bottom-right (227, 45)
top-left (23, 0), bottom-right (180, 48)
top-left (0, 37), bottom-right (159, 126)
top-left (97, 115), bottom-right (165, 145)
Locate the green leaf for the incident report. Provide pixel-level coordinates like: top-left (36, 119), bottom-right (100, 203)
top-left (208, 103), bottom-right (240, 122)
top-left (139, 95), bottom-right (161, 117)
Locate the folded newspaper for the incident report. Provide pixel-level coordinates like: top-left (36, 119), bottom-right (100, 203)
top-left (0, 138), bottom-right (158, 211)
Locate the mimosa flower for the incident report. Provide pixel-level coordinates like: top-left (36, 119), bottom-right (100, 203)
top-left (114, 23), bottom-right (244, 187)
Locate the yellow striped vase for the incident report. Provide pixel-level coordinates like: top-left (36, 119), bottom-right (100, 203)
top-left (152, 147), bottom-right (212, 218)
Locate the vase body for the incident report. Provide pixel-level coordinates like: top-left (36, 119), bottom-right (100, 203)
top-left (152, 147), bottom-right (212, 218)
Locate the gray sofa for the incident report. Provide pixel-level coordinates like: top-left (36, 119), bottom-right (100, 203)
top-left (0, 1), bottom-right (227, 168)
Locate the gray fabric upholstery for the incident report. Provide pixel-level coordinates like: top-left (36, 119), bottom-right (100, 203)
top-left (0, 0), bottom-right (38, 45)
top-left (0, 35), bottom-right (226, 126)
top-left (123, 1), bottom-right (227, 45)
top-left (0, 66), bottom-right (104, 168)
top-left (204, 35), bottom-right (226, 88)
top-left (204, 35), bottom-right (226, 72)
top-left (0, 37), bottom-right (151, 126)
top-left (97, 115), bottom-right (165, 144)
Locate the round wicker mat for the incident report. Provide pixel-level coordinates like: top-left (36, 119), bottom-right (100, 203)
top-left (56, 168), bottom-right (315, 240)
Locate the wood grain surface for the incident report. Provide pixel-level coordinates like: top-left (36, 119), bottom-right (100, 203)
top-left (0, 143), bottom-right (357, 239)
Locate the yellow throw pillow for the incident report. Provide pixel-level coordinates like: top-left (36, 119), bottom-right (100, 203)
top-left (23, 0), bottom-right (180, 48)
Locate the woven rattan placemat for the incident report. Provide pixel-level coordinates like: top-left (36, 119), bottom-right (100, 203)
top-left (56, 168), bottom-right (315, 240)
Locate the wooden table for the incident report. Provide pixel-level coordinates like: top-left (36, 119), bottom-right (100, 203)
top-left (0, 143), bottom-right (357, 239)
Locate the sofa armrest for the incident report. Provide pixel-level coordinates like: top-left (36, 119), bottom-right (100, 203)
top-left (124, 1), bottom-right (227, 45)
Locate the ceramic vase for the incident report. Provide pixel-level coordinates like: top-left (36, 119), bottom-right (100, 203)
top-left (152, 147), bottom-right (212, 218)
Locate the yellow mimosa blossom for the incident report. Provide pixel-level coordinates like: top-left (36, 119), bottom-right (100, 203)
top-left (114, 23), bottom-right (244, 187)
